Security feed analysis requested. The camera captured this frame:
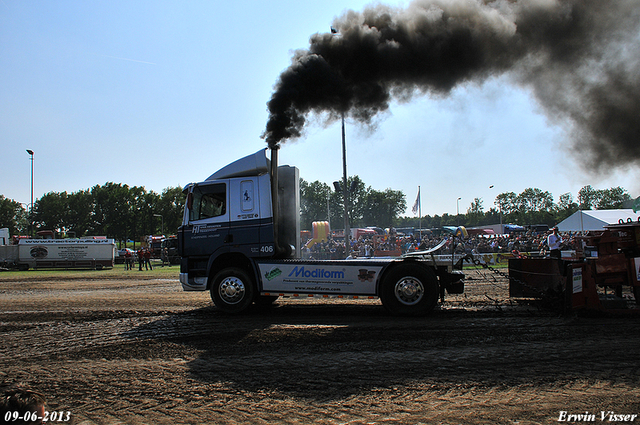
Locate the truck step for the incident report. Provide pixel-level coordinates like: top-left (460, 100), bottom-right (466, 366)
top-left (261, 292), bottom-right (378, 300)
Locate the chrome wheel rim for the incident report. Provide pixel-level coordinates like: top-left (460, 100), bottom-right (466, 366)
top-left (219, 277), bottom-right (246, 305)
top-left (394, 276), bottom-right (424, 305)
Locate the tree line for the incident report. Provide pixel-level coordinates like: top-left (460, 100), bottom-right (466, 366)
top-left (301, 178), bottom-right (632, 231)
top-left (300, 177), bottom-right (407, 233)
top-left (0, 179), bottom-right (631, 242)
top-left (0, 184), bottom-right (184, 246)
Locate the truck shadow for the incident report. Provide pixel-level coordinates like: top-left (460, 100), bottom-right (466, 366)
top-left (123, 302), bottom-right (640, 401)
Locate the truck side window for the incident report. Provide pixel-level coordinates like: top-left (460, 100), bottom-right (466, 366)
top-left (189, 184), bottom-right (226, 221)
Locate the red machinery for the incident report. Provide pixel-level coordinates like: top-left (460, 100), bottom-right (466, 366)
top-left (509, 222), bottom-right (640, 312)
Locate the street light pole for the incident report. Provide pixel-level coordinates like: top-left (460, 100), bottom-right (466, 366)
top-left (330, 27), bottom-right (350, 258)
top-left (341, 113), bottom-right (350, 257)
top-left (456, 197), bottom-right (461, 225)
top-left (490, 185), bottom-right (503, 234)
top-left (26, 149), bottom-right (34, 237)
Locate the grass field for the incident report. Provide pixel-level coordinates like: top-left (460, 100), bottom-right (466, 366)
top-left (0, 257), bottom-right (501, 281)
top-left (0, 260), bottom-right (179, 280)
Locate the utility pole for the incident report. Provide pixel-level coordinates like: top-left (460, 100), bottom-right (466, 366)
top-left (341, 113), bottom-right (350, 257)
top-left (26, 149), bottom-right (34, 237)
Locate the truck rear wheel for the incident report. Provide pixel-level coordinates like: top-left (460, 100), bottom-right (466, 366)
top-left (210, 268), bottom-right (255, 313)
top-left (380, 264), bottom-right (438, 316)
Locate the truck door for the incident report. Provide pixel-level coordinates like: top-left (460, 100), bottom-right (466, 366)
top-left (227, 177), bottom-right (268, 257)
top-left (181, 181), bottom-right (230, 258)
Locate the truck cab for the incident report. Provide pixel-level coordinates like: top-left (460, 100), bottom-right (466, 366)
top-left (178, 149), bottom-right (299, 291)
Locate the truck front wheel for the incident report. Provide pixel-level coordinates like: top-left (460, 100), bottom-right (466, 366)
top-left (210, 268), bottom-right (255, 313)
top-left (380, 264), bottom-right (438, 316)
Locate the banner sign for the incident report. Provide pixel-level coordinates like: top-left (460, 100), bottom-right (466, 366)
top-left (572, 267), bottom-right (583, 293)
top-left (258, 262), bottom-right (383, 295)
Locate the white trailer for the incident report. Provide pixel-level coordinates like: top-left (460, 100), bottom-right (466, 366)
top-left (17, 238), bottom-right (116, 270)
top-left (0, 246), bottom-right (19, 270)
top-left (0, 228), bottom-right (9, 245)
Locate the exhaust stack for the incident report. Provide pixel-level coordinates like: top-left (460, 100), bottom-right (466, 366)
top-left (270, 146), bottom-right (283, 257)
top-left (269, 145), bottom-right (299, 258)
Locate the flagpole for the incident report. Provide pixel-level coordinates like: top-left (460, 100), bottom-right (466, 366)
top-left (418, 186), bottom-right (422, 237)
top-left (412, 186), bottom-right (422, 238)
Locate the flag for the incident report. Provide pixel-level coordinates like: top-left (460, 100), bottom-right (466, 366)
top-left (412, 187), bottom-right (420, 215)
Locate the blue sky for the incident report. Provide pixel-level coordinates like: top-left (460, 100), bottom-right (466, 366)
top-left (1, 0), bottom-right (637, 218)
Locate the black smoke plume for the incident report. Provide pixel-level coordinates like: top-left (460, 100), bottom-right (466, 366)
top-left (263, 0), bottom-right (640, 172)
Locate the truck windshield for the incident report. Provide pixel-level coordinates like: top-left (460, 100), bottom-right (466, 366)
top-left (189, 183), bottom-right (226, 221)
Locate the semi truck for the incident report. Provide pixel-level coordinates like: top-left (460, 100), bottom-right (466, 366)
top-left (145, 235), bottom-right (165, 258)
top-left (161, 235), bottom-right (180, 265)
top-left (177, 147), bottom-right (465, 316)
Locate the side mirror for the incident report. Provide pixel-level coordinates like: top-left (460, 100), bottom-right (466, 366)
top-left (186, 192), bottom-right (193, 210)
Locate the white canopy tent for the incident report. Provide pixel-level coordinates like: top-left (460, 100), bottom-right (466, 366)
top-left (556, 209), bottom-right (640, 232)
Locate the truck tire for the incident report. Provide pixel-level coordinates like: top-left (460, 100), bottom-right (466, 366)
top-left (210, 267), bottom-right (255, 313)
top-left (380, 264), bottom-right (438, 316)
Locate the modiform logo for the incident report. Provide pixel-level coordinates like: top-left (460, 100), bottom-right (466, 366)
top-left (288, 266), bottom-right (344, 279)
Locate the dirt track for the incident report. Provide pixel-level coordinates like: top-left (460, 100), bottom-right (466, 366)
top-left (1, 268), bottom-right (640, 424)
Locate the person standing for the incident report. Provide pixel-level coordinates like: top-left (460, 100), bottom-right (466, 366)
top-left (144, 248), bottom-right (153, 270)
top-left (137, 248), bottom-right (144, 271)
top-left (547, 227), bottom-right (563, 259)
top-left (124, 249), bottom-right (133, 270)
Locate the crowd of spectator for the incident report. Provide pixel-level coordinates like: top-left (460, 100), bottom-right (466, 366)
top-left (448, 230), bottom-right (582, 256)
top-left (303, 228), bottom-right (583, 260)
